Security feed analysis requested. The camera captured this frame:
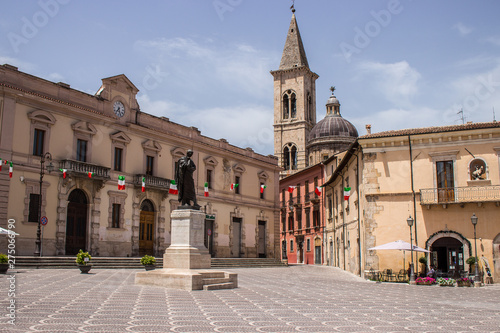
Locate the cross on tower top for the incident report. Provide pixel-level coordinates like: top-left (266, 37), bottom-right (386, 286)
top-left (290, 0), bottom-right (295, 13)
top-left (330, 86), bottom-right (336, 94)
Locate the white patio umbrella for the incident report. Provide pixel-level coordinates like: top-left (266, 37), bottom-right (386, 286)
top-left (368, 240), bottom-right (430, 276)
top-left (0, 227), bottom-right (19, 235)
top-left (368, 240), bottom-right (430, 252)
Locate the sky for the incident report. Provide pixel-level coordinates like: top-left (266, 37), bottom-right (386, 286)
top-left (2, 0), bottom-right (500, 156)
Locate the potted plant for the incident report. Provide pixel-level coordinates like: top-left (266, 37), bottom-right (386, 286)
top-left (140, 255), bottom-right (156, 270)
top-left (75, 249), bottom-right (92, 274)
top-left (437, 277), bottom-right (455, 286)
top-left (456, 277), bottom-right (472, 287)
top-left (418, 256), bottom-right (428, 276)
top-left (415, 277), bottom-right (435, 285)
top-left (466, 256), bottom-right (476, 273)
top-left (0, 253), bottom-right (9, 274)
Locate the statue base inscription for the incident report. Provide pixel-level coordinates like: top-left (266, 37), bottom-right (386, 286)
top-left (135, 209), bottom-right (237, 290)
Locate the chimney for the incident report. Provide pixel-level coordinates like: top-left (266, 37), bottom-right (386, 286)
top-left (365, 124), bottom-right (372, 134)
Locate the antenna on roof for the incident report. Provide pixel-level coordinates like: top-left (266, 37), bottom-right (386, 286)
top-left (457, 108), bottom-right (465, 124)
top-left (494, 107), bottom-right (496, 122)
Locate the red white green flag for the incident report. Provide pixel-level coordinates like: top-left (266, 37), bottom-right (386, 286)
top-left (9, 161), bottom-right (13, 178)
top-left (260, 184), bottom-right (267, 193)
top-left (344, 187), bottom-right (351, 200)
top-left (60, 169), bottom-right (67, 179)
top-left (118, 175), bottom-right (125, 190)
top-left (287, 186), bottom-right (296, 193)
top-left (169, 180), bottom-right (178, 194)
top-left (204, 182), bottom-right (209, 197)
top-left (141, 177), bottom-right (146, 192)
top-left (88, 172), bottom-right (94, 178)
top-left (230, 183), bottom-right (239, 191)
top-left (315, 186), bottom-right (322, 196)
top-left (0, 158), bottom-right (2, 171)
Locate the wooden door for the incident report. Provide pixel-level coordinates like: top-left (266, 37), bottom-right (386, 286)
top-left (65, 190), bottom-right (87, 255)
top-left (258, 221), bottom-right (266, 258)
top-left (139, 211), bottom-right (154, 256)
top-left (232, 218), bottom-right (242, 258)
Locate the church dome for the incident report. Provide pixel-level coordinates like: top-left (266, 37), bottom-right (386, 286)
top-left (308, 88), bottom-right (358, 142)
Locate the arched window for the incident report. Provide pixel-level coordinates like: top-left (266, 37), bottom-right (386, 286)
top-left (282, 143), bottom-right (298, 170)
top-left (290, 93), bottom-right (297, 119)
top-left (469, 158), bottom-right (487, 180)
top-left (282, 94), bottom-right (289, 119)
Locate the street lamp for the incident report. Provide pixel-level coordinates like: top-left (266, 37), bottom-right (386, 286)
top-left (34, 152), bottom-right (53, 256)
top-left (407, 216), bottom-right (416, 283)
top-left (471, 213), bottom-right (480, 286)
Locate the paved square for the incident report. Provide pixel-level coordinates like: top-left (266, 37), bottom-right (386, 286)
top-left (1, 266), bottom-right (499, 332)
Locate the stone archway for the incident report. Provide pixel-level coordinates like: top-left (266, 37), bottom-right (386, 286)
top-left (426, 231), bottom-right (472, 274)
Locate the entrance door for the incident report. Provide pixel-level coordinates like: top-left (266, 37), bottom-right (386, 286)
top-left (314, 238), bottom-right (322, 264)
top-left (232, 217), bottom-right (242, 258)
top-left (431, 237), bottom-right (464, 277)
top-left (436, 160), bottom-right (455, 202)
top-left (139, 200), bottom-right (155, 256)
top-left (204, 219), bottom-right (214, 257)
top-left (298, 242), bottom-right (304, 263)
top-left (258, 221), bottom-right (266, 258)
top-left (66, 189), bottom-right (88, 255)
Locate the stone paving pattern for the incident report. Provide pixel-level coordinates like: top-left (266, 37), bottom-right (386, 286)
top-left (1, 265), bottom-right (500, 332)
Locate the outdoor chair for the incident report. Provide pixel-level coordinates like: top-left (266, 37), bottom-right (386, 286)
top-left (397, 269), bottom-right (407, 281)
top-left (383, 269), bottom-right (396, 282)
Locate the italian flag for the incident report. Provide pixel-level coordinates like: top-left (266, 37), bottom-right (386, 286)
top-left (9, 161), bottom-right (13, 178)
top-left (60, 169), bottom-right (67, 179)
top-left (204, 182), bottom-right (209, 197)
top-left (118, 175), bottom-right (125, 190)
top-left (88, 172), bottom-right (94, 178)
top-left (169, 180), bottom-right (178, 194)
top-left (260, 184), bottom-right (267, 193)
top-left (230, 183), bottom-right (238, 191)
top-left (344, 187), bottom-right (351, 200)
top-left (287, 186), bottom-right (296, 193)
top-left (141, 177), bottom-right (146, 192)
top-left (0, 158), bottom-right (2, 171)
top-left (315, 186), bottom-right (322, 196)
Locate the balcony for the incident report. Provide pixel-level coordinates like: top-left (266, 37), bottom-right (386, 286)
top-left (420, 185), bottom-right (500, 206)
top-left (134, 174), bottom-right (171, 192)
top-left (60, 159), bottom-right (110, 179)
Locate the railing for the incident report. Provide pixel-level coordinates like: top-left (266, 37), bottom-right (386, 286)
top-left (60, 159), bottom-right (110, 178)
top-left (134, 174), bottom-right (171, 191)
top-left (420, 185), bottom-right (500, 205)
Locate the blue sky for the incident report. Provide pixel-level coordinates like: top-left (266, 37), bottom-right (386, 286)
top-left (2, 0), bottom-right (500, 155)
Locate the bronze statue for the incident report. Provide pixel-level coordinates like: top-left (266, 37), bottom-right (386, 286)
top-left (176, 150), bottom-right (200, 209)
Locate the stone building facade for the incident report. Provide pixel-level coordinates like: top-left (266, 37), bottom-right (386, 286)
top-left (0, 64), bottom-right (281, 258)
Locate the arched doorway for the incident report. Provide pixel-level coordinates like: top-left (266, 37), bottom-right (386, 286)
top-left (430, 237), bottom-right (465, 277)
top-left (66, 189), bottom-right (88, 255)
top-left (139, 200), bottom-right (155, 256)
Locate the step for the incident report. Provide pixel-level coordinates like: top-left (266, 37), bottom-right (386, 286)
top-left (203, 282), bottom-right (235, 291)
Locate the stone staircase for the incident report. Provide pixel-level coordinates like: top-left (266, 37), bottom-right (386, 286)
top-left (15, 256), bottom-right (287, 269)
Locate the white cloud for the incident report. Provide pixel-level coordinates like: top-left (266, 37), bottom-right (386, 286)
top-left (355, 61), bottom-right (421, 106)
top-left (453, 22), bottom-right (473, 36)
top-left (484, 36), bottom-right (500, 46)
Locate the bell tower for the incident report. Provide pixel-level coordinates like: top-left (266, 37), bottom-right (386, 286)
top-left (271, 8), bottom-right (318, 177)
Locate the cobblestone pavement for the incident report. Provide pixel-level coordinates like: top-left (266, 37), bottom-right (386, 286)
top-left (1, 266), bottom-right (500, 333)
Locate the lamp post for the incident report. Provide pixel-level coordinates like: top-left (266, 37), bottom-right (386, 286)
top-left (34, 152), bottom-right (53, 256)
top-left (471, 213), bottom-right (480, 286)
top-left (407, 216), bottom-right (416, 284)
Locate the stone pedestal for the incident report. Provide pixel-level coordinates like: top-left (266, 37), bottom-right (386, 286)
top-left (135, 209), bottom-right (237, 291)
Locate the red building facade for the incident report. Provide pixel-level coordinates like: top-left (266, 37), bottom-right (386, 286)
top-left (280, 164), bottom-right (325, 264)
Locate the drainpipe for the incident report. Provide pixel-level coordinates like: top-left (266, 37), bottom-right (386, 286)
top-left (356, 149), bottom-right (362, 276)
top-left (408, 135), bottom-right (418, 276)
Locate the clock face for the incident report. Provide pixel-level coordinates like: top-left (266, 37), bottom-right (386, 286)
top-left (113, 101), bottom-right (125, 117)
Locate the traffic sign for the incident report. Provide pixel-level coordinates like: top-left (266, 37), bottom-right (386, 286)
top-left (40, 216), bottom-right (48, 226)
top-left (207, 229), bottom-right (212, 236)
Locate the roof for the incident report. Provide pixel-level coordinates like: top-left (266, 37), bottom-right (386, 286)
top-left (279, 13), bottom-right (309, 70)
top-left (360, 122), bottom-right (500, 139)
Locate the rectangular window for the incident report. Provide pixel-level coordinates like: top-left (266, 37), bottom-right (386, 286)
top-left (206, 169), bottom-right (212, 189)
top-left (76, 139), bottom-right (87, 162)
top-left (28, 193), bottom-right (40, 222)
top-left (114, 147), bottom-right (123, 171)
top-left (282, 212), bottom-right (286, 232)
top-left (33, 129), bottom-right (45, 156)
top-left (235, 176), bottom-right (240, 194)
top-left (290, 239), bottom-right (294, 252)
top-left (307, 238), bottom-right (311, 252)
top-left (305, 208), bottom-right (310, 229)
top-left (313, 209), bottom-right (320, 227)
top-left (328, 196), bottom-right (333, 219)
top-left (305, 181), bottom-right (309, 201)
top-left (436, 160), bottom-right (455, 202)
top-left (296, 209), bottom-right (302, 230)
top-left (288, 214), bottom-right (294, 231)
top-left (282, 189), bottom-right (286, 207)
top-left (296, 184), bottom-right (301, 202)
top-left (112, 204), bottom-right (121, 228)
top-left (146, 155), bottom-right (154, 176)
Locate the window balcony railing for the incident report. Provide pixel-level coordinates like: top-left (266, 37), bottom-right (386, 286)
top-left (60, 159), bottom-right (110, 179)
top-left (134, 174), bottom-right (171, 192)
top-left (420, 185), bottom-right (500, 205)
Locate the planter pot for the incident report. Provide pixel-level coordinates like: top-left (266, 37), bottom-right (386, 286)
top-left (78, 265), bottom-right (92, 274)
top-left (144, 265), bottom-right (156, 271)
top-left (457, 282), bottom-right (471, 287)
top-left (417, 282), bottom-right (433, 285)
top-left (0, 263), bottom-right (9, 274)
top-left (439, 284), bottom-right (454, 287)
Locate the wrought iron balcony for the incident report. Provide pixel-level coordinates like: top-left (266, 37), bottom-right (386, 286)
top-left (59, 159), bottom-right (110, 179)
top-left (134, 174), bottom-right (171, 192)
top-left (420, 185), bottom-right (500, 205)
